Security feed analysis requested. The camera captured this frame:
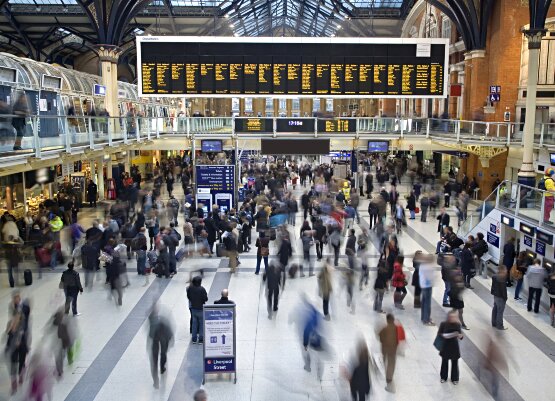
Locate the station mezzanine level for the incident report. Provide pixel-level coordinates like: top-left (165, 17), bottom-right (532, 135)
top-left (1, 115), bottom-right (554, 164)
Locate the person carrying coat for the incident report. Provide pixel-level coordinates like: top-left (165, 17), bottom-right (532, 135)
top-left (60, 262), bottom-right (83, 316)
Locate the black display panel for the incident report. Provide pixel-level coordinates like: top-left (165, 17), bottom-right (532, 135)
top-left (138, 38), bottom-right (448, 97)
top-left (261, 139), bottom-right (330, 155)
top-left (234, 118), bottom-right (274, 133)
top-left (276, 118), bottom-right (315, 133)
top-left (318, 119), bottom-right (357, 133)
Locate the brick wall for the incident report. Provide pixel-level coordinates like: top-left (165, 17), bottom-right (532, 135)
top-left (462, 151), bottom-right (508, 199)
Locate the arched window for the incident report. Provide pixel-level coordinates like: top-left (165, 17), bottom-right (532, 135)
top-left (441, 16), bottom-right (451, 40)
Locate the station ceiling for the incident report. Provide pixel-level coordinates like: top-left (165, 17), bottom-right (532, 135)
top-left (0, 0), bottom-right (414, 65)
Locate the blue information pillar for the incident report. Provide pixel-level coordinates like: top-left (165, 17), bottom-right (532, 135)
top-left (195, 165), bottom-right (236, 213)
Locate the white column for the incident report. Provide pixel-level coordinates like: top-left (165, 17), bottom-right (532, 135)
top-left (97, 157), bottom-right (105, 200)
top-left (519, 30), bottom-right (546, 186)
top-left (90, 159), bottom-right (96, 183)
top-left (106, 158), bottom-right (113, 179)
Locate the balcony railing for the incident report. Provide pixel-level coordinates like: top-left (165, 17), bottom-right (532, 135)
top-left (0, 115), bottom-right (553, 160)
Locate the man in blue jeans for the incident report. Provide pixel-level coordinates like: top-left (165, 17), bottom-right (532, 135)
top-left (419, 255), bottom-right (436, 326)
top-left (186, 276), bottom-right (208, 344)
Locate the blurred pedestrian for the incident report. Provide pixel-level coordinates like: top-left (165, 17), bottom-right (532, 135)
top-left (346, 339), bottom-right (372, 401)
top-left (419, 254), bottom-right (436, 325)
top-left (60, 262), bottom-right (83, 316)
top-left (318, 261), bottom-right (333, 320)
top-left (193, 389), bottom-right (207, 401)
top-left (264, 262), bottom-right (282, 318)
top-left (148, 304), bottom-right (175, 389)
top-left (378, 313), bottom-right (398, 393)
top-left (491, 265), bottom-right (508, 330)
top-left (5, 292), bottom-right (30, 395)
top-left (392, 256), bottom-right (407, 309)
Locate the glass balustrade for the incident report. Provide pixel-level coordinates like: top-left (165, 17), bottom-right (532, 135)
top-left (0, 116), bottom-right (553, 160)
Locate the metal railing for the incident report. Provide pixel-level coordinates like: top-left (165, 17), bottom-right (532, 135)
top-left (0, 115), bottom-right (553, 160)
top-left (458, 179), bottom-right (555, 238)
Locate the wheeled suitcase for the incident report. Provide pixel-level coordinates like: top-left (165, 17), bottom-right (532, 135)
top-left (24, 269), bottom-right (33, 286)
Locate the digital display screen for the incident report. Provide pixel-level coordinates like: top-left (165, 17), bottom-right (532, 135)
top-left (276, 119), bottom-right (315, 133)
top-left (317, 119), bottom-right (356, 133)
top-left (138, 38), bottom-right (448, 97)
top-left (368, 141), bottom-right (389, 153)
top-left (550, 153), bottom-right (555, 165)
top-left (201, 140), bottom-right (223, 153)
top-left (261, 139), bottom-right (330, 155)
top-left (234, 118), bottom-right (274, 133)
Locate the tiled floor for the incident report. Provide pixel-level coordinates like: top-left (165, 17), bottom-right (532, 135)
top-left (0, 180), bottom-right (553, 401)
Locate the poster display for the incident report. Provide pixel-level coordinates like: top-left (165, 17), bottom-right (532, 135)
top-left (203, 304), bottom-right (237, 383)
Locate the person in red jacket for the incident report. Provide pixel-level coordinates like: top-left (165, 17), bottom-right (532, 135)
top-left (392, 256), bottom-right (407, 309)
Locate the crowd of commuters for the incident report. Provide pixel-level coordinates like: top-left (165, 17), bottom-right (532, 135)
top-left (2, 151), bottom-right (555, 400)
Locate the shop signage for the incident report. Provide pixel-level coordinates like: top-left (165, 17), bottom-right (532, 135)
top-left (523, 235), bottom-right (533, 247)
top-left (536, 240), bottom-right (546, 256)
top-left (487, 232), bottom-right (500, 248)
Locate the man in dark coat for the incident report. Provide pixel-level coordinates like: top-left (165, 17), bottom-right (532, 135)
top-left (502, 238), bottom-right (516, 287)
top-left (87, 180), bottom-right (98, 208)
top-left (203, 212), bottom-right (219, 254)
top-left (491, 266), bottom-right (508, 330)
top-left (81, 240), bottom-right (99, 288)
top-left (264, 263), bottom-right (282, 318)
top-left (186, 276), bottom-right (208, 343)
top-left (214, 289), bottom-right (234, 304)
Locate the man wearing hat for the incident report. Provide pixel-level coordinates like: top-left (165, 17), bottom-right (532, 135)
top-left (543, 168), bottom-right (555, 224)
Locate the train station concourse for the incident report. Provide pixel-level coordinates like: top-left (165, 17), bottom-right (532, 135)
top-left (0, 1), bottom-right (555, 401)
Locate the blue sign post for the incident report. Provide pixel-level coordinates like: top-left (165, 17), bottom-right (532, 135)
top-left (196, 165), bottom-right (235, 212)
top-left (203, 304), bottom-right (236, 384)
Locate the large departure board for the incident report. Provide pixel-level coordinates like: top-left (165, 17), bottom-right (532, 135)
top-left (138, 37), bottom-right (448, 98)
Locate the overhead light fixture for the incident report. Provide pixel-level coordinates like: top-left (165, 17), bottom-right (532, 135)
top-left (234, 33), bottom-right (240, 37)
top-left (336, 24), bottom-right (341, 29)
top-left (230, 24), bottom-right (235, 28)
top-left (63, 6), bottom-right (68, 12)
top-left (330, 34), bottom-right (335, 37)
top-left (225, 14), bottom-right (229, 18)
top-left (35, 6), bottom-right (41, 11)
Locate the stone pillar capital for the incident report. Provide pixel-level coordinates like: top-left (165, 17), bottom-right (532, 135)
top-left (464, 49), bottom-right (486, 60)
top-left (96, 45), bottom-right (122, 63)
top-left (523, 29), bottom-right (547, 50)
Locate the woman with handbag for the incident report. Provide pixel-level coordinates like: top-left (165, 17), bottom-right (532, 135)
top-left (435, 310), bottom-right (463, 384)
